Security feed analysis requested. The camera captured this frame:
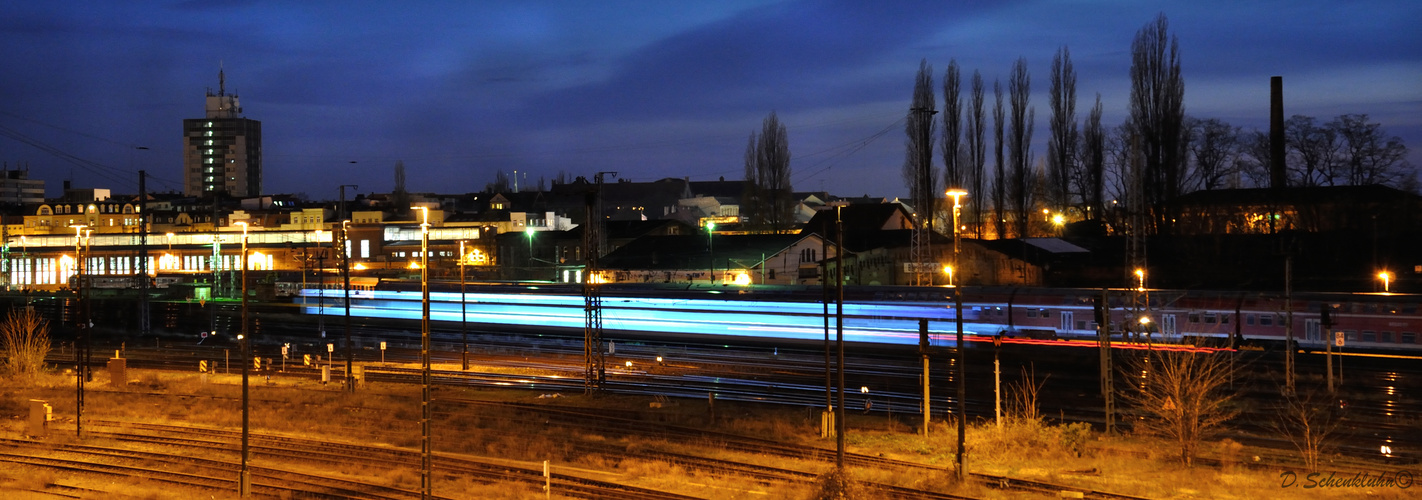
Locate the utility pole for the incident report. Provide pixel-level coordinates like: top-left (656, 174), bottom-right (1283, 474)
top-left (823, 219), bottom-right (832, 437)
top-left (417, 207), bottom-right (432, 500)
top-left (1285, 253), bottom-right (1295, 394)
top-left (919, 319), bottom-right (930, 436)
top-left (583, 172), bottom-right (615, 394)
top-left (339, 183), bottom-right (358, 393)
top-left (72, 224), bottom-right (87, 438)
top-left (834, 206), bottom-right (845, 469)
top-left (460, 240), bottom-right (469, 371)
top-left (137, 169), bottom-right (150, 338)
top-left (237, 222), bottom-right (250, 497)
top-left (1097, 288), bottom-right (1114, 435)
top-left (1322, 306), bottom-right (1334, 393)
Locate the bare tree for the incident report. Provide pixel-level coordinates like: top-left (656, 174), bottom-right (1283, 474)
top-left (1285, 115), bottom-right (1338, 187)
top-left (1076, 94), bottom-right (1106, 220)
top-left (484, 169), bottom-right (511, 193)
top-left (1007, 365), bottom-right (1049, 422)
top-left (1008, 57), bottom-right (1035, 238)
top-left (942, 60), bottom-right (963, 191)
top-left (744, 111), bottom-right (793, 233)
top-left (992, 79), bottom-right (1007, 239)
top-left (903, 59), bottom-right (938, 231)
top-left (1047, 46), bottom-right (1078, 213)
top-left (1129, 13), bottom-right (1186, 233)
top-left (1188, 117), bottom-right (1242, 190)
top-left (967, 71), bottom-right (987, 238)
top-left (1272, 389), bottom-right (1345, 471)
top-left (1, 307), bottom-right (50, 380)
top-left (1238, 129), bottom-right (1275, 188)
top-left (1330, 114), bottom-right (1412, 187)
top-left (1120, 349), bottom-right (1238, 466)
top-left (392, 160), bottom-right (411, 215)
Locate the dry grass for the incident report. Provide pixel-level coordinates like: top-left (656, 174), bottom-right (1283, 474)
top-left (3, 368), bottom-right (1416, 500)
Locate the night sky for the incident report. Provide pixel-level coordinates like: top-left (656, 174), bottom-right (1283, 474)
top-left (2, 1), bottom-right (1418, 201)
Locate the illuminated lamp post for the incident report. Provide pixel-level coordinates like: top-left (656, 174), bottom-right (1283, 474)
top-left (416, 206), bottom-right (432, 499)
top-left (70, 224), bottom-right (87, 438)
top-left (166, 232), bottom-right (175, 251)
top-left (1379, 271), bottom-right (1392, 293)
top-left (525, 226), bottom-right (534, 279)
top-left (234, 221), bottom-right (250, 497)
top-left (946, 188), bottom-right (967, 479)
top-left (707, 221), bottom-right (716, 283)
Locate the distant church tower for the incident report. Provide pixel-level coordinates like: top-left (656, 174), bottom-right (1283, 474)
top-left (182, 66), bottom-right (262, 197)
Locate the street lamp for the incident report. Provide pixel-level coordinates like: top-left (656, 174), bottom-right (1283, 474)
top-left (943, 265), bottom-right (954, 287)
top-left (525, 227), bottom-right (534, 278)
top-left (1379, 271), bottom-right (1392, 293)
top-left (70, 224), bottom-right (88, 438)
top-left (166, 232), bottom-right (175, 251)
top-left (416, 206), bottom-right (432, 499)
top-left (1134, 268), bottom-right (1146, 291)
top-left (945, 188), bottom-right (967, 479)
top-left (234, 220), bottom-right (251, 496)
top-left (707, 221), bottom-right (716, 283)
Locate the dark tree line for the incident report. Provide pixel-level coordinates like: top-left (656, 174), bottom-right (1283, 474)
top-left (905, 12), bottom-right (1412, 241)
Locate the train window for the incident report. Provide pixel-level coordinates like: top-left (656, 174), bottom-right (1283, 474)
top-left (1380, 331), bottom-right (1394, 343)
top-left (1204, 313), bottom-right (1217, 324)
top-left (1027, 309), bottom-right (1038, 318)
top-left (1403, 332), bottom-right (1417, 344)
top-left (1361, 331), bottom-right (1376, 342)
top-left (1040, 309), bottom-right (1050, 318)
top-left (1246, 314), bottom-right (1255, 326)
top-left (1259, 315), bottom-right (1273, 326)
top-left (1188, 313), bottom-right (1200, 323)
top-left (1403, 304), bottom-right (1417, 314)
top-left (1220, 314), bottom-right (1230, 324)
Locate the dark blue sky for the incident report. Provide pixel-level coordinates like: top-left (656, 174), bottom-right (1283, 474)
top-left (2, 1), bottom-right (1418, 200)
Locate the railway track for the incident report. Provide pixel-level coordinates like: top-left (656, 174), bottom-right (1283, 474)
top-left (83, 419), bottom-right (699, 500)
top-left (435, 397), bottom-right (1150, 500)
top-left (0, 437), bottom-right (420, 499)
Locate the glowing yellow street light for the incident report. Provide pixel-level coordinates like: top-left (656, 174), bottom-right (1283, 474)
top-left (1134, 268), bottom-right (1146, 291)
top-left (1378, 271), bottom-right (1392, 293)
top-left (232, 220), bottom-right (251, 494)
top-left (1051, 213), bottom-right (1065, 227)
top-left (165, 232), bottom-right (175, 250)
top-left (943, 265), bottom-right (954, 287)
top-left (943, 188), bottom-right (968, 479)
top-left (414, 205), bottom-right (432, 496)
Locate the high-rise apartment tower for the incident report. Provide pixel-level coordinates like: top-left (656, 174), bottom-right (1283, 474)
top-left (183, 68), bottom-right (261, 197)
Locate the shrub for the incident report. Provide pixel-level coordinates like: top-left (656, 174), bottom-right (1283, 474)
top-left (1, 307), bottom-right (51, 380)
